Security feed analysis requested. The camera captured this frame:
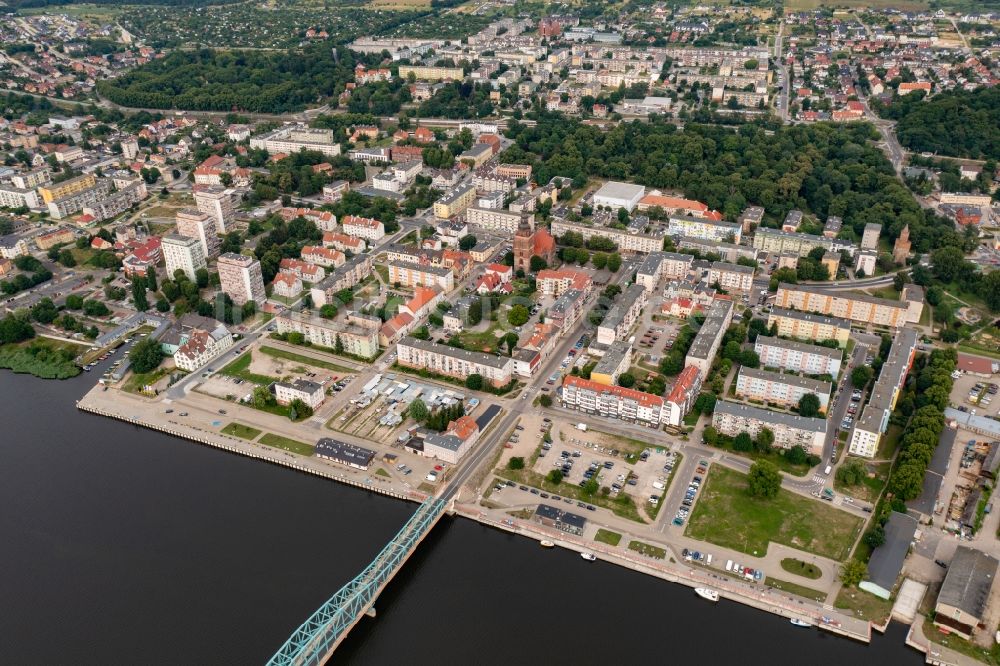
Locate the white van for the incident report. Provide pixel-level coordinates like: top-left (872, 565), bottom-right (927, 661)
top-left (706, 554), bottom-right (713, 566)
top-left (824, 465), bottom-right (832, 475)
top-left (652, 480), bottom-right (666, 490)
top-left (726, 560), bottom-right (733, 572)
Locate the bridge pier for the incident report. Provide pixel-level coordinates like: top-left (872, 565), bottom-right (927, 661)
top-left (365, 607), bottom-right (377, 618)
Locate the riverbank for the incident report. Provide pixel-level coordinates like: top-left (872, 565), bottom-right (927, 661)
top-left (75, 383), bottom-right (887, 653)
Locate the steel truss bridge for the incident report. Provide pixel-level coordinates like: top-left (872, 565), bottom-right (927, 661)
top-left (266, 497), bottom-right (448, 666)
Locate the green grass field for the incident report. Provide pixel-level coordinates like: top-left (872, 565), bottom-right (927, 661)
top-left (780, 557), bottom-right (822, 580)
top-left (221, 423), bottom-right (261, 440)
top-left (594, 528), bottom-right (622, 547)
top-left (220, 352), bottom-right (279, 386)
top-left (765, 577), bottom-right (827, 602)
top-left (628, 540), bottom-right (666, 559)
top-left (258, 346), bottom-right (352, 374)
top-left (685, 466), bottom-right (862, 561)
top-left (259, 433), bottom-right (313, 456)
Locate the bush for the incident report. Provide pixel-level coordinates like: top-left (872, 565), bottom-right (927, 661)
top-left (539, 394), bottom-right (553, 407)
top-left (508, 457), bottom-right (524, 470)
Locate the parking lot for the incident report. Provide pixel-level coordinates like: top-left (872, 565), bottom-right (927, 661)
top-left (951, 371), bottom-right (999, 417)
top-left (635, 321), bottom-right (682, 359)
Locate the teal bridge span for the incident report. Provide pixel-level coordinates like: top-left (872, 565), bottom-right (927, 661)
top-left (266, 497), bottom-right (448, 666)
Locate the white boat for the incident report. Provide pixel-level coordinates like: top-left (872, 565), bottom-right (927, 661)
top-left (540, 540), bottom-right (555, 548)
top-left (790, 618), bottom-right (812, 628)
top-left (580, 552), bottom-right (597, 561)
top-left (695, 588), bottom-right (719, 602)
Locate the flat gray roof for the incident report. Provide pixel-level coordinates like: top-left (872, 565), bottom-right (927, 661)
top-left (737, 366), bottom-right (832, 396)
top-left (600, 284), bottom-right (646, 332)
top-left (593, 342), bottom-right (631, 376)
top-left (768, 306), bottom-right (852, 331)
top-left (710, 260), bottom-right (754, 274)
top-left (714, 399), bottom-right (828, 434)
top-left (857, 328), bottom-right (918, 433)
top-left (754, 335), bottom-right (843, 361)
top-left (778, 283), bottom-right (909, 311)
top-left (865, 511), bottom-right (917, 594)
top-left (686, 299), bottom-right (733, 361)
top-left (399, 336), bottom-right (512, 370)
top-left (595, 181), bottom-right (644, 200)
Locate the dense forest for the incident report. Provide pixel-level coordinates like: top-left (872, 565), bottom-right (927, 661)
top-left (502, 114), bottom-right (964, 254)
top-left (874, 87), bottom-right (1000, 161)
top-left (96, 45), bottom-right (371, 113)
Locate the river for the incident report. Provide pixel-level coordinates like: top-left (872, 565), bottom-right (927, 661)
top-left (0, 369), bottom-right (923, 665)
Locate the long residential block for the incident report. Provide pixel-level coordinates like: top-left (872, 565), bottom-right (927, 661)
top-left (397, 336), bottom-right (513, 387)
top-left (775, 283), bottom-right (909, 328)
top-left (849, 327), bottom-right (918, 458)
top-left (735, 366), bottom-right (831, 412)
top-left (712, 399), bottom-right (826, 455)
top-left (754, 335), bottom-right (843, 376)
top-left (767, 307), bottom-right (851, 347)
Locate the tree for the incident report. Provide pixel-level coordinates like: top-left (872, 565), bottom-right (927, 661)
top-left (546, 470), bottom-right (563, 484)
top-left (617, 372), bottom-right (636, 388)
top-left (864, 526), bottom-right (886, 549)
top-left (290, 398), bottom-right (313, 420)
top-left (252, 386), bottom-right (275, 408)
top-left (694, 393), bottom-right (716, 415)
top-left (582, 479), bottom-right (599, 496)
top-left (129, 337), bottom-right (163, 373)
top-left (459, 234), bottom-right (477, 251)
top-left (503, 332), bottom-right (519, 355)
top-left (798, 393), bottom-right (821, 418)
top-left (539, 394), bottom-right (553, 407)
top-left (529, 255), bottom-right (548, 272)
top-left (733, 432), bottom-right (754, 452)
top-left (195, 268), bottom-right (210, 289)
top-left (465, 373), bottom-right (484, 391)
top-left (507, 456), bottom-right (525, 470)
top-left (840, 559), bottom-right (867, 588)
top-left (58, 249), bottom-right (76, 267)
top-left (319, 304), bottom-right (338, 319)
top-left (785, 444), bottom-right (808, 465)
top-left (851, 366), bottom-right (874, 388)
top-left (756, 427), bottom-right (774, 452)
top-left (0, 315), bottom-right (34, 344)
top-left (508, 304), bottom-right (529, 327)
top-left (65, 294), bottom-right (84, 310)
top-left (606, 253), bottom-right (622, 272)
top-left (131, 276), bottom-right (148, 312)
top-left (747, 461), bottom-right (781, 499)
top-left (408, 397), bottom-right (429, 422)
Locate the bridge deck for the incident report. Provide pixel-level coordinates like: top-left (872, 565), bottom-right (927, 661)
top-left (266, 497), bottom-right (447, 666)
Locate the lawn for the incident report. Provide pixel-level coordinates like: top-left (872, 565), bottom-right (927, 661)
top-left (835, 460), bottom-right (891, 504)
top-left (123, 366), bottom-right (171, 394)
top-left (780, 557), bottom-right (822, 580)
top-left (685, 466), bottom-right (863, 561)
top-left (221, 423), bottom-right (261, 440)
top-left (258, 433), bottom-right (313, 456)
top-left (764, 577), bottom-right (827, 603)
top-left (704, 438), bottom-right (812, 477)
top-left (456, 323), bottom-right (505, 352)
top-left (876, 424), bottom-right (904, 460)
top-left (259, 345), bottom-right (353, 373)
top-left (834, 586), bottom-right (894, 625)
top-left (628, 540), bottom-right (666, 559)
top-left (594, 528), bottom-right (622, 547)
top-left (865, 286), bottom-right (901, 301)
top-left (220, 352), bottom-right (279, 386)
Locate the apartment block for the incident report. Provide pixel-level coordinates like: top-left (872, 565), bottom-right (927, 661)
top-left (712, 400), bottom-right (826, 455)
top-left (310, 254), bottom-right (373, 307)
top-left (397, 65), bottom-right (464, 81)
top-left (194, 186), bottom-right (236, 234)
top-left (752, 228), bottom-right (853, 257)
top-left (162, 234), bottom-right (207, 281)
top-left (536, 268), bottom-right (592, 297)
top-left (387, 260), bottom-right (455, 291)
top-left (173, 324), bottom-right (234, 372)
top-left (217, 252), bottom-right (266, 308)
top-left (45, 178), bottom-right (114, 219)
top-left (249, 125), bottom-right (342, 158)
top-left (397, 336), bottom-right (513, 387)
top-left (685, 299), bottom-right (734, 374)
top-left (775, 284), bottom-right (909, 328)
top-left (590, 342), bottom-right (631, 386)
top-left (849, 328), bottom-right (918, 458)
top-left (342, 215), bottom-right (385, 241)
top-left (276, 310), bottom-right (380, 359)
top-left (274, 378), bottom-right (326, 410)
top-left (735, 366), bottom-right (831, 412)
top-left (754, 335), bottom-right (843, 377)
top-left (635, 251), bottom-right (693, 291)
top-left (664, 365), bottom-right (703, 427)
top-left (561, 375), bottom-right (665, 427)
top-left (433, 182), bottom-right (476, 219)
top-left (0, 184), bottom-right (41, 210)
top-left (667, 215), bottom-right (742, 243)
top-left (550, 219), bottom-right (664, 254)
top-left (466, 206), bottom-right (525, 233)
top-left (547, 288), bottom-right (586, 332)
top-left (767, 307), bottom-right (851, 347)
top-left (38, 173), bottom-right (96, 204)
top-left (596, 284), bottom-right (647, 345)
top-left (708, 261), bottom-right (754, 292)
top-left (175, 209), bottom-right (220, 259)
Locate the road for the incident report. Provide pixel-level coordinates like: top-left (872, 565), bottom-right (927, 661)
top-left (773, 23), bottom-right (790, 122)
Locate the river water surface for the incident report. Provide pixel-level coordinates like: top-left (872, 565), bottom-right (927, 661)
top-left (0, 370), bottom-right (922, 665)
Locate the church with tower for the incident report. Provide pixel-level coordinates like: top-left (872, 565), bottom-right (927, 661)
top-left (513, 216), bottom-right (556, 272)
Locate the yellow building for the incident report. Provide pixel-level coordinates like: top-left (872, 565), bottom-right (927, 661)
top-left (767, 307), bottom-right (851, 347)
top-left (398, 65), bottom-right (464, 81)
top-left (39, 173), bottom-right (97, 204)
top-left (433, 182), bottom-right (476, 220)
top-left (774, 283), bottom-right (909, 328)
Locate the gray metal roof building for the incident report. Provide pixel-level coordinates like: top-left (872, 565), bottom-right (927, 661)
top-left (861, 511), bottom-right (917, 599)
top-left (315, 438), bottom-right (376, 469)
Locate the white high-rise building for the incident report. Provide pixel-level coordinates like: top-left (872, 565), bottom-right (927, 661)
top-left (194, 186), bottom-right (236, 233)
top-left (175, 208), bottom-right (220, 258)
top-left (217, 252), bottom-right (266, 308)
top-left (162, 234), bottom-right (207, 281)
